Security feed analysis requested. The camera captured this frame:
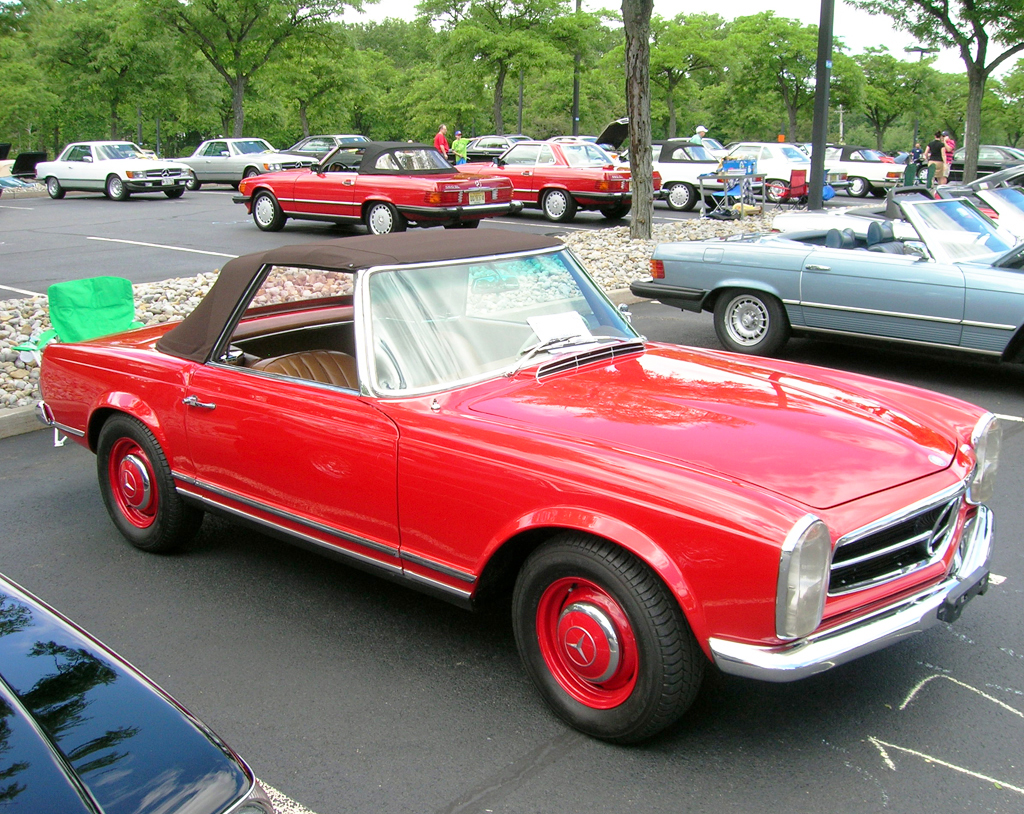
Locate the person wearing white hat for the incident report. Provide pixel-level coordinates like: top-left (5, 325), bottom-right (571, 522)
top-left (689, 125), bottom-right (709, 146)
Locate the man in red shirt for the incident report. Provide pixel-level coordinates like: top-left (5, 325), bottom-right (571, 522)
top-left (434, 124), bottom-right (449, 155)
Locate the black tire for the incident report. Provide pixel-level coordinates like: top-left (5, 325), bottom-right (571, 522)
top-left (164, 188), bottom-right (185, 199)
top-left (512, 532), bottom-right (704, 743)
top-left (764, 178), bottom-right (787, 204)
top-left (870, 188), bottom-right (887, 198)
top-left (105, 174), bottom-right (129, 201)
top-left (848, 176), bottom-right (870, 197)
top-left (665, 182), bottom-right (696, 212)
top-left (46, 177), bottom-right (65, 199)
top-left (252, 190), bottom-right (286, 232)
top-left (443, 220), bottom-right (480, 229)
top-left (600, 203), bottom-right (631, 220)
top-left (365, 201), bottom-right (407, 235)
top-left (541, 188), bottom-right (577, 222)
top-left (185, 177), bottom-right (202, 191)
top-left (96, 414), bottom-right (203, 553)
top-left (243, 166), bottom-right (262, 179)
top-left (713, 289), bottom-right (790, 356)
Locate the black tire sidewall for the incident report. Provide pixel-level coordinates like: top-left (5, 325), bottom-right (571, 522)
top-left (96, 414), bottom-right (200, 553)
top-left (542, 189), bottom-right (576, 222)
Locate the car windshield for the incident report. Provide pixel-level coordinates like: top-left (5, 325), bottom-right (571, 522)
top-left (97, 143), bottom-right (146, 160)
top-left (233, 139), bottom-right (274, 154)
top-left (904, 199), bottom-right (1020, 263)
top-left (562, 143), bottom-right (614, 167)
top-left (980, 188), bottom-right (1024, 236)
top-left (779, 146), bottom-right (810, 162)
top-left (367, 248), bottom-right (637, 394)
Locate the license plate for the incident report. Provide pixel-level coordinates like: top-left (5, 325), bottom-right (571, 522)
top-left (162, 178), bottom-right (173, 186)
top-left (469, 191), bottom-right (485, 205)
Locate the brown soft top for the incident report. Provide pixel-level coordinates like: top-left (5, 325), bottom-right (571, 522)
top-left (156, 230), bottom-right (564, 363)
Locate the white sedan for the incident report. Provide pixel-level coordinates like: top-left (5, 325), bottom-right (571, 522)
top-left (34, 141), bottom-right (194, 201)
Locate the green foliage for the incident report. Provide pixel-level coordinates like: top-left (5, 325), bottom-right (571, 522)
top-left (2, 0), bottom-right (1017, 160)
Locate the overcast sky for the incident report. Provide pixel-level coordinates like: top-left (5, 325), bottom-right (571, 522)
top-left (346, 0), bottom-right (969, 75)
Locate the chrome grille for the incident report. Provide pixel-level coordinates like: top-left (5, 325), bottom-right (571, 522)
top-left (829, 490), bottom-right (963, 596)
top-left (536, 340), bottom-right (646, 380)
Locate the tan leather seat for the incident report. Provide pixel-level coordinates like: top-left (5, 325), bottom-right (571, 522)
top-left (251, 350), bottom-right (358, 388)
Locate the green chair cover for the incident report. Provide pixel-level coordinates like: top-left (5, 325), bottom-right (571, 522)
top-left (13, 276), bottom-right (143, 358)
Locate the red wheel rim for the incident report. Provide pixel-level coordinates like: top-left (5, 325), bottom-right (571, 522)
top-left (108, 438), bottom-right (159, 529)
top-left (535, 577), bottom-right (639, 709)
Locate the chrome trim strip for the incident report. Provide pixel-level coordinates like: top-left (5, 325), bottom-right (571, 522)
top-left (402, 569), bottom-right (474, 600)
top-left (801, 301), bottom-right (962, 324)
top-left (711, 506), bottom-right (993, 682)
top-left (794, 325), bottom-right (1004, 356)
top-left (175, 483), bottom-right (404, 575)
top-left (962, 318), bottom-right (1017, 331)
top-left (400, 551), bottom-right (476, 584)
top-left (173, 473), bottom-right (399, 558)
top-left (831, 530), bottom-right (934, 571)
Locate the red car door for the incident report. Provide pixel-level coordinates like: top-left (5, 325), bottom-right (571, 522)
top-left (182, 365), bottom-right (401, 570)
top-left (498, 143), bottom-right (543, 205)
top-left (290, 164), bottom-right (359, 221)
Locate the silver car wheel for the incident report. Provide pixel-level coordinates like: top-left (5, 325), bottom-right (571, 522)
top-left (366, 202), bottom-right (400, 234)
top-left (723, 294), bottom-right (770, 347)
top-left (848, 177), bottom-right (870, 197)
top-left (106, 175), bottom-right (128, 201)
top-left (666, 183), bottom-right (695, 211)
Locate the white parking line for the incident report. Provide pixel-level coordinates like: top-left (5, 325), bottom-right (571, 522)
top-left (0, 283), bottom-right (43, 297)
top-left (86, 236), bottom-right (238, 258)
top-left (262, 782), bottom-right (321, 814)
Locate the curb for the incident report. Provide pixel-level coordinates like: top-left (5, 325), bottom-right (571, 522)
top-left (0, 406), bottom-right (41, 440)
top-left (0, 186), bottom-right (47, 200)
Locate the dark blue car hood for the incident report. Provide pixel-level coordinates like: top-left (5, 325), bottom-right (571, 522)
top-left (0, 578), bottom-right (252, 814)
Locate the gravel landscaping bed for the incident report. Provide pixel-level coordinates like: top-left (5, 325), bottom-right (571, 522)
top-left (0, 215), bottom-right (774, 410)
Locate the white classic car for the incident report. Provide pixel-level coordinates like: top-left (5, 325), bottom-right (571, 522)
top-left (177, 138), bottom-right (316, 189)
top-left (819, 145), bottom-right (905, 197)
top-left (722, 142), bottom-right (850, 202)
top-left (34, 141), bottom-right (194, 201)
top-left (652, 140), bottom-right (721, 211)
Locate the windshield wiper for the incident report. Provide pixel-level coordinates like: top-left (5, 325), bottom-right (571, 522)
top-left (510, 334), bottom-right (620, 376)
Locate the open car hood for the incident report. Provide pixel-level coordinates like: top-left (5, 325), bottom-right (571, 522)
top-left (467, 344), bottom-right (956, 510)
top-left (596, 117), bottom-right (629, 150)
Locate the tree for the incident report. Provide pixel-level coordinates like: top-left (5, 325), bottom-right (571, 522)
top-left (419, 0), bottom-right (567, 134)
top-left (851, 0), bottom-right (1024, 182)
top-left (649, 13), bottom-right (728, 139)
top-left (146, 0), bottom-right (362, 137)
top-left (621, 0), bottom-right (653, 240)
top-left (990, 60), bottom-right (1024, 146)
top-left (855, 47), bottom-right (932, 149)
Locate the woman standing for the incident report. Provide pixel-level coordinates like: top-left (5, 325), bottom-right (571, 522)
top-left (924, 131), bottom-right (948, 185)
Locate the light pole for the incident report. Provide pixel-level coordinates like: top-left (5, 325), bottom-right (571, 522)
top-left (905, 45), bottom-right (937, 150)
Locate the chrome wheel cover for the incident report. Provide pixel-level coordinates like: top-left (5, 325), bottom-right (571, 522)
top-left (544, 190), bottom-right (569, 219)
top-left (367, 204), bottom-right (394, 234)
top-left (724, 294), bottom-right (770, 346)
top-left (254, 194), bottom-right (277, 227)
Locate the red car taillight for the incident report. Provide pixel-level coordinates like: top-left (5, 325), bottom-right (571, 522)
top-left (650, 259), bottom-right (665, 279)
top-left (425, 190), bottom-right (462, 205)
top-left (596, 175), bottom-right (629, 192)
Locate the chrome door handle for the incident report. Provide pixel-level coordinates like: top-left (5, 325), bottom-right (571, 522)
top-left (521, 171), bottom-right (532, 176)
top-left (805, 264), bottom-right (831, 271)
top-left (182, 395), bottom-right (216, 410)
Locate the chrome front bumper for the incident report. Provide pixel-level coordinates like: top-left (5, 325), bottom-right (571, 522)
top-left (709, 506), bottom-right (993, 683)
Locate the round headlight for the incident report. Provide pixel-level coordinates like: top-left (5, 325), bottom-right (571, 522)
top-left (776, 516), bottom-right (832, 640)
top-left (967, 413), bottom-right (1001, 505)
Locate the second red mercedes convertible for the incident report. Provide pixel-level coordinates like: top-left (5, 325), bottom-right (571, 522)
top-left (234, 141), bottom-right (517, 234)
top-left (37, 231), bottom-right (999, 743)
top-left (460, 140), bottom-right (658, 222)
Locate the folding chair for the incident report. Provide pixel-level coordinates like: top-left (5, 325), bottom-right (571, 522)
top-left (15, 276), bottom-right (143, 355)
top-left (13, 276), bottom-right (144, 445)
top-left (771, 169), bottom-right (808, 209)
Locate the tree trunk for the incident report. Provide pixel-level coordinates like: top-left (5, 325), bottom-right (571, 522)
top-left (493, 63), bottom-right (508, 134)
top-left (666, 79), bottom-right (676, 139)
top-left (963, 65), bottom-right (986, 183)
top-left (622, 0), bottom-right (654, 240)
top-left (230, 76), bottom-right (247, 138)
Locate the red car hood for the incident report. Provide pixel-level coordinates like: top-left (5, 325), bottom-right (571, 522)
top-left (466, 345), bottom-right (956, 510)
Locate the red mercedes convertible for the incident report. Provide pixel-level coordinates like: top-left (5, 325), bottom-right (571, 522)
top-left (37, 231), bottom-right (999, 743)
top-left (460, 140), bottom-right (658, 222)
top-left (234, 141), bottom-right (517, 233)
